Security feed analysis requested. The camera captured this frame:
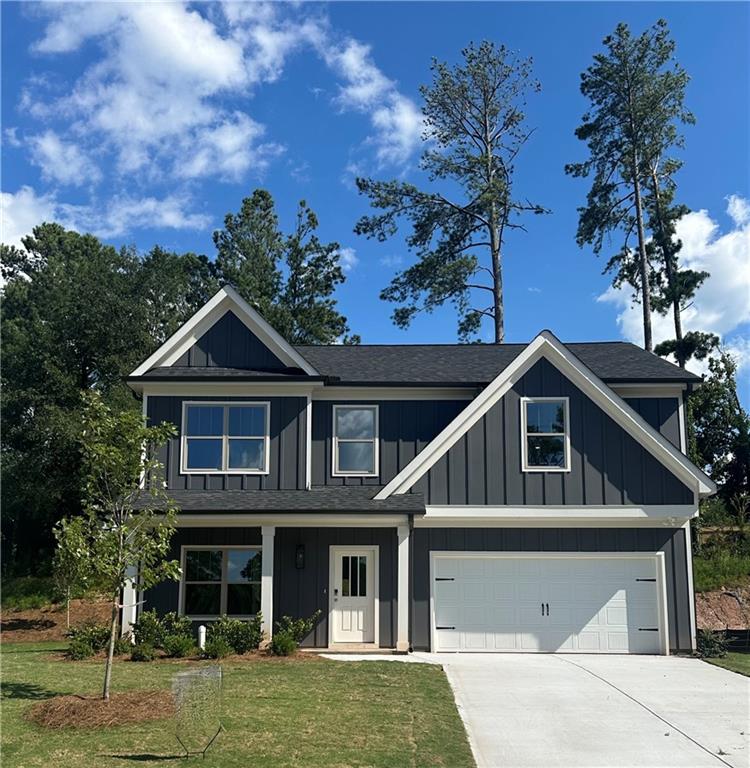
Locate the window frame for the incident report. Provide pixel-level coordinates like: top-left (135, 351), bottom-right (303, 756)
top-left (331, 404), bottom-right (379, 478)
top-left (520, 396), bottom-right (571, 473)
top-left (179, 545), bottom-right (263, 620)
top-left (180, 400), bottom-right (270, 475)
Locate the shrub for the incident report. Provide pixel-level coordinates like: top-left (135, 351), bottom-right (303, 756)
top-left (697, 629), bottom-right (729, 659)
top-left (66, 622), bottom-right (110, 651)
top-left (131, 643), bottom-right (157, 662)
top-left (163, 634), bottom-right (195, 658)
top-left (67, 637), bottom-right (95, 660)
top-left (202, 637), bottom-right (232, 659)
top-left (161, 612), bottom-right (193, 640)
top-left (269, 631), bottom-right (297, 656)
top-left (113, 634), bottom-right (134, 656)
top-left (2, 576), bottom-right (57, 611)
top-left (207, 615), bottom-right (263, 654)
top-left (274, 610), bottom-right (321, 644)
top-left (132, 610), bottom-right (163, 647)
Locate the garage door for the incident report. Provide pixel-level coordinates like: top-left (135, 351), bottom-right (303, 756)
top-left (432, 554), bottom-right (666, 654)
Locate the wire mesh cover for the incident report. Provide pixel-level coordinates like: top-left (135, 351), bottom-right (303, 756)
top-left (172, 665), bottom-right (222, 755)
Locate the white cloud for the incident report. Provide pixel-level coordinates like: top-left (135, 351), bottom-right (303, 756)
top-left (598, 195), bottom-right (750, 375)
top-left (28, 130), bottom-right (101, 186)
top-left (380, 254), bottom-right (404, 268)
top-left (338, 247), bottom-right (359, 273)
top-left (1, 186), bottom-right (60, 247)
top-left (528, 286), bottom-right (542, 293)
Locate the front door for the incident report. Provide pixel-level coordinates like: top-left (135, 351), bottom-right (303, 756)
top-left (331, 548), bottom-right (376, 644)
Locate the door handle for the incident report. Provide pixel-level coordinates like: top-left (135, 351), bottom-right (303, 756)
top-left (541, 602), bottom-right (544, 616)
top-left (546, 603), bottom-right (550, 616)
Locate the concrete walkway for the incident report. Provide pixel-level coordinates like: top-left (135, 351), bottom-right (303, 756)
top-left (324, 652), bottom-right (749, 768)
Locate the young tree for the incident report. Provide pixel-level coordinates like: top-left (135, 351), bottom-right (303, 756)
top-left (213, 191), bottom-right (356, 343)
top-left (52, 516), bottom-right (90, 628)
top-left (355, 41), bottom-right (546, 342)
top-left (71, 391), bottom-right (180, 700)
top-left (566, 20), bottom-right (696, 352)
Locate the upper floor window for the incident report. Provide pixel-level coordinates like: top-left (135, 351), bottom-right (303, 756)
top-left (181, 402), bottom-right (269, 474)
top-left (521, 397), bottom-right (570, 472)
top-left (332, 405), bottom-right (379, 476)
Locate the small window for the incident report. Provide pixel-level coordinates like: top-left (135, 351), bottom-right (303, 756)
top-left (182, 402), bottom-right (269, 474)
top-left (333, 405), bottom-right (378, 476)
top-left (182, 548), bottom-right (262, 618)
top-left (522, 398), bottom-right (570, 472)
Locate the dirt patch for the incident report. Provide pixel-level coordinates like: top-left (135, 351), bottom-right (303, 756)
top-left (696, 586), bottom-right (750, 630)
top-left (1, 598), bottom-right (110, 643)
top-left (26, 689), bottom-right (174, 729)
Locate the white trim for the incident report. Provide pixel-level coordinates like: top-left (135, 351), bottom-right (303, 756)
top-left (328, 545), bottom-right (380, 647)
top-left (396, 525), bottom-right (410, 651)
top-left (429, 551), bottom-right (670, 655)
top-left (137, 382), bottom-right (318, 396)
top-left (138, 394), bottom-right (148, 489)
top-left (423, 504), bottom-right (698, 521)
top-left (121, 565), bottom-right (138, 637)
top-left (375, 331), bottom-right (715, 499)
top-left (174, 514), bottom-right (409, 528)
top-left (130, 285), bottom-right (318, 377)
top-left (305, 396), bottom-right (312, 489)
top-left (180, 400), bottom-right (270, 475)
top-left (312, 387), bottom-right (475, 401)
top-left (683, 520), bottom-right (697, 651)
top-left (179, 544), bottom-right (263, 621)
top-left (520, 396), bottom-right (571, 472)
top-left (610, 383), bottom-right (687, 398)
top-left (331, 404), bottom-right (380, 478)
top-left (261, 526), bottom-right (275, 641)
top-left (678, 390), bottom-right (688, 454)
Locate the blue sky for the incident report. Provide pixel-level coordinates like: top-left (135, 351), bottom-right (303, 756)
top-left (2, 2), bottom-right (748, 395)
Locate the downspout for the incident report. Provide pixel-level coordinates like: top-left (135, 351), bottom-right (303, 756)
top-left (408, 512), bottom-right (414, 653)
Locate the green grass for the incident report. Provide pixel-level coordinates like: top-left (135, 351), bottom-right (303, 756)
top-left (706, 651), bottom-right (750, 677)
top-left (1, 577), bottom-right (58, 611)
top-left (0, 642), bottom-right (474, 768)
top-left (693, 552), bottom-right (750, 592)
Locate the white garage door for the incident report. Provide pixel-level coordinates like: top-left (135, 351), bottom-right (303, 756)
top-left (432, 554), bottom-right (666, 654)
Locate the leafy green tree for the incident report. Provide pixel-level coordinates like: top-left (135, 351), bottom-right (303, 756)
top-left (355, 41), bottom-right (546, 342)
top-left (52, 516), bottom-right (91, 628)
top-left (566, 20), bottom-right (696, 352)
top-left (213, 190), bottom-right (356, 344)
top-left (64, 391), bottom-right (180, 700)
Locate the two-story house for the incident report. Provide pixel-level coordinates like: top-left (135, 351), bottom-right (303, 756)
top-left (124, 285), bottom-right (714, 655)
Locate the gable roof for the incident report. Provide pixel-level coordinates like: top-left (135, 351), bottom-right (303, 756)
top-left (129, 285), bottom-right (318, 378)
top-left (374, 331), bottom-right (715, 500)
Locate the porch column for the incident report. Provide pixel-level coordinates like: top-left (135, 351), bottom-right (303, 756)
top-left (121, 564), bottom-right (138, 637)
top-left (261, 525), bottom-right (275, 643)
top-left (396, 525), bottom-right (410, 652)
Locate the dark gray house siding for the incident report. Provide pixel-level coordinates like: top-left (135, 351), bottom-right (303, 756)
top-left (311, 400), bottom-right (466, 487)
top-left (411, 359), bottom-right (693, 505)
top-left (624, 397), bottom-right (681, 449)
top-left (274, 527), bottom-right (397, 648)
top-left (148, 395), bottom-right (307, 491)
top-left (410, 526), bottom-right (692, 652)
top-left (174, 310), bottom-right (288, 370)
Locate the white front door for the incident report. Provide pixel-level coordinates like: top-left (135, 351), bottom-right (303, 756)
top-left (331, 548), bottom-right (376, 644)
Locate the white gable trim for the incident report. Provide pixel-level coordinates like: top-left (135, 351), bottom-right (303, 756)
top-left (374, 331), bottom-right (715, 500)
top-left (129, 285), bottom-right (318, 377)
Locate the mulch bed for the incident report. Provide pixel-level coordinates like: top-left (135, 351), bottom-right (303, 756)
top-left (26, 690), bottom-right (175, 729)
top-left (1, 598), bottom-right (110, 643)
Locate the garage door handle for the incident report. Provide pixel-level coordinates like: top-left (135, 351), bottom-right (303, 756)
top-left (546, 603), bottom-right (550, 616)
top-left (435, 578), bottom-right (455, 582)
top-left (638, 628), bottom-right (659, 632)
top-left (636, 578), bottom-right (656, 582)
top-left (436, 626), bottom-right (455, 630)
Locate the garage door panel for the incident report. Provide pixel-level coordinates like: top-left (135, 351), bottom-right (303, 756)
top-left (432, 555), bottom-right (663, 654)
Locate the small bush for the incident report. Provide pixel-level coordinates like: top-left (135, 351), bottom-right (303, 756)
top-left (66, 622), bottom-right (110, 651)
top-left (202, 637), bottom-right (232, 660)
top-left (207, 615), bottom-right (262, 654)
top-left (113, 634), bottom-right (134, 656)
top-left (161, 612), bottom-right (193, 640)
top-left (269, 631), bottom-right (297, 656)
top-left (67, 637), bottom-right (95, 660)
top-left (697, 629), bottom-right (729, 658)
top-left (132, 610), bottom-right (163, 647)
top-left (163, 634), bottom-right (195, 658)
top-left (275, 610), bottom-right (321, 644)
top-left (131, 643), bottom-right (157, 662)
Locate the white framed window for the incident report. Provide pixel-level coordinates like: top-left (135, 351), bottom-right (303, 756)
top-left (180, 546), bottom-right (262, 619)
top-left (180, 401), bottom-right (270, 474)
top-left (332, 404), bottom-right (379, 477)
top-left (521, 397), bottom-right (571, 472)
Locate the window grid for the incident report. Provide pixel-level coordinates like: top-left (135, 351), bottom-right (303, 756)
top-left (521, 397), bottom-right (571, 473)
top-left (332, 404), bottom-right (379, 477)
top-left (181, 401), bottom-right (270, 475)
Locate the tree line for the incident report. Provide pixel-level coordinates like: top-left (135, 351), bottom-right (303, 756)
top-left (2, 19), bottom-right (748, 573)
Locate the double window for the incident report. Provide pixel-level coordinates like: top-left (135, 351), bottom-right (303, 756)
top-left (332, 405), bottom-right (379, 476)
top-left (521, 397), bottom-right (570, 471)
top-left (182, 547), bottom-right (262, 617)
top-left (181, 402), bottom-right (269, 474)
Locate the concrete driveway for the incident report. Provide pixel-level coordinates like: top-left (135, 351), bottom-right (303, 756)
top-left (423, 654), bottom-right (749, 768)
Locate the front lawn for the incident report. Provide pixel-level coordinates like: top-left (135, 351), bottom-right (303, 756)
top-left (0, 642), bottom-right (474, 768)
top-left (706, 651), bottom-right (750, 678)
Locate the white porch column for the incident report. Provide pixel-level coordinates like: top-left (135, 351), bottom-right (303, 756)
top-left (121, 564), bottom-right (138, 637)
top-left (261, 525), bottom-right (276, 643)
top-left (396, 525), bottom-right (410, 652)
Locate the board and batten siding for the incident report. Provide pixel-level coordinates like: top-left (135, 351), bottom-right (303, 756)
top-left (311, 400), bottom-right (467, 487)
top-left (411, 526), bottom-right (693, 652)
top-left (147, 395), bottom-right (307, 490)
top-left (411, 358), bottom-right (693, 506)
top-left (624, 397), bottom-right (681, 449)
top-left (173, 310), bottom-right (288, 370)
